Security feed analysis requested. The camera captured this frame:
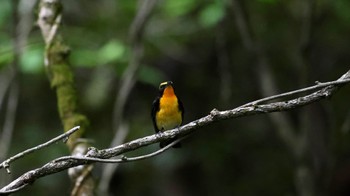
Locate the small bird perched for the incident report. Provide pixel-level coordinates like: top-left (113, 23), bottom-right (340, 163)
top-left (152, 81), bottom-right (184, 148)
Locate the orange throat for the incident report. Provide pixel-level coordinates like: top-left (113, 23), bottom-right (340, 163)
top-left (163, 86), bottom-right (175, 97)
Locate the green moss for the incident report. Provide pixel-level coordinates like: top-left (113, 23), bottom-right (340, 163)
top-left (51, 64), bottom-right (74, 87)
top-left (48, 39), bottom-right (70, 64)
top-left (64, 113), bottom-right (90, 150)
top-left (56, 85), bottom-right (78, 117)
top-left (44, 36), bottom-right (90, 151)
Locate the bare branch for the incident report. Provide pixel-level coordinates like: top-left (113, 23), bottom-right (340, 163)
top-left (56, 135), bottom-right (186, 164)
top-left (0, 69), bottom-right (349, 194)
top-left (0, 126), bottom-right (80, 173)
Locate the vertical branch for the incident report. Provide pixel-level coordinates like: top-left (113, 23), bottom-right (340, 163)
top-left (216, 21), bottom-right (232, 106)
top-left (0, 0), bottom-right (23, 187)
top-left (0, 0), bottom-right (21, 168)
top-left (112, 0), bottom-right (158, 130)
top-left (231, 0), bottom-right (254, 51)
top-left (231, 0), bottom-right (298, 151)
top-left (98, 0), bottom-right (158, 194)
top-left (299, 0), bottom-right (315, 53)
top-left (341, 112), bottom-right (350, 133)
top-left (37, 0), bottom-right (89, 154)
top-left (231, 0), bottom-right (315, 195)
top-left (257, 57), bottom-right (300, 151)
top-left (295, 1), bottom-right (315, 195)
top-left (0, 79), bottom-right (18, 188)
top-left (296, 1), bottom-right (331, 195)
top-left (0, 83), bottom-right (19, 164)
top-left (37, 0), bottom-right (93, 195)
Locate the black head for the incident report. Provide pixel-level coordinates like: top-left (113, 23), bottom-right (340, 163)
top-left (158, 81), bottom-right (173, 95)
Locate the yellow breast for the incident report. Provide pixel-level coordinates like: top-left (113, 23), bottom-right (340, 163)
top-left (156, 96), bottom-right (182, 131)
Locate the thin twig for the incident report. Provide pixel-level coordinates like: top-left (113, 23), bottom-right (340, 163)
top-left (216, 21), bottom-right (232, 106)
top-left (239, 79), bottom-right (350, 108)
top-left (0, 126), bottom-right (80, 172)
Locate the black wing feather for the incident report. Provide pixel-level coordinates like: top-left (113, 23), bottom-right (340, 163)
top-left (151, 97), bottom-right (160, 133)
top-left (178, 98), bottom-right (184, 123)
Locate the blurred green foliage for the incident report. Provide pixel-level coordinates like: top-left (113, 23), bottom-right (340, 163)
top-left (0, 37), bottom-right (13, 67)
top-left (0, 1), bottom-right (10, 26)
top-left (199, 1), bottom-right (225, 27)
top-left (71, 39), bottom-right (126, 67)
top-left (20, 45), bottom-right (44, 73)
top-left (334, 0), bottom-right (350, 23)
top-left (1, 0), bottom-right (350, 195)
top-left (163, 0), bottom-right (197, 17)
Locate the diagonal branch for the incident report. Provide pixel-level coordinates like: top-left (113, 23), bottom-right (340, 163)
top-left (0, 69), bottom-right (349, 194)
top-left (56, 134), bottom-right (187, 164)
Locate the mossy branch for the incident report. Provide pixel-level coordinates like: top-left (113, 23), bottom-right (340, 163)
top-left (36, 0), bottom-right (93, 195)
top-left (37, 0), bottom-right (89, 150)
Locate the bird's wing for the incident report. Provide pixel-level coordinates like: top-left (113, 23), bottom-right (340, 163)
top-left (178, 98), bottom-right (184, 124)
top-left (151, 97), bottom-right (160, 133)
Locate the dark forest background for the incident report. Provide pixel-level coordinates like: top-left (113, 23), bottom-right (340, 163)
top-left (1, 0), bottom-right (350, 195)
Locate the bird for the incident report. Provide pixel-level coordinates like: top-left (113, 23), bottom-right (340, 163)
top-left (151, 81), bottom-right (184, 148)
